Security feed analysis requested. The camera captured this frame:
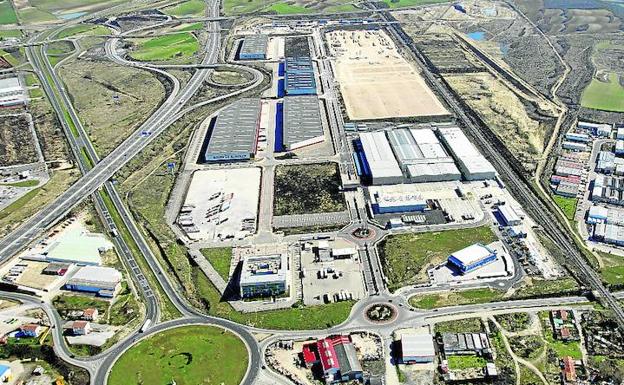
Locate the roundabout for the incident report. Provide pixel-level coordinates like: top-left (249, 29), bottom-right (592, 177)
top-left (107, 325), bottom-right (249, 385)
top-left (364, 303), bottom-right (399, 324)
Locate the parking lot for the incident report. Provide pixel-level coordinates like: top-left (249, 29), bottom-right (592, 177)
top-left (181, 168), bottom-right (261, 242)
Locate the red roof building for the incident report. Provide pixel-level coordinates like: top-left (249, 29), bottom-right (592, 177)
top-left (563, 356), bottom-right (576, 383)
top-left (302, 343), bottom-right (319, 368)
top-left (560, 327), bottom-right (571, 340)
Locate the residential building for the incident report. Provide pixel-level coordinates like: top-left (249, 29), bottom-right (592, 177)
top-left (72, 321), bottom-right (91, 336)
top-left (82, 308), bottom-right (99, 322)
top-left (20, 323), bottom-right (42, 338)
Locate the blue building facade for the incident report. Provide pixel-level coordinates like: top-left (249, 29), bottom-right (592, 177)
top-left (284, 57), bottom-right (317, 95)
top-left (447, 244), bottom-right (497, 274)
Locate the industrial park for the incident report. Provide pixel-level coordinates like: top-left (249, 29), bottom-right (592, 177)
top-left (0, 0), bottom-right (623, 385)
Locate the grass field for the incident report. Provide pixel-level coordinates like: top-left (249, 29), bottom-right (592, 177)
top-left (0, 180), bottom-right (39, 188)
top-left (382, 0), bottom-right (449, 8)
top-left (108, 325), bottom-right (248, 385)
top-left (0, 29), bottom-right (20, 38)
top-left (200, 248), bottom-right (232, 281)
top-left (56, 24), bottom-right (109, 39)
top-left (162, 0), bottom-right (205, 16)
top-left (596, 251), bottom-right (624, 286)
top-left (0, 1), bottom-right (17, 24)
top-left (553, 195), bottom-right (577, 221)
top-left (129, 32), bottom-right (199, 62)
top-left (409, 288), bottom-right (505, 309)
top-left (223, 0), bottom-right (357, 15)
top-left (274, 163), bottom-right (346, 216)
top-left (434, 318), bottom-right (483, 333)
top-left (447, 355), bottom-right (487, 370)
top-left (511, 277), bottom-right (579, 299)
top-left (581, 72), bottom-right (624, 112)
top-left (379, 226), bottom-right (497, 291)
top-left (194, 267), bottom-right (354, 329)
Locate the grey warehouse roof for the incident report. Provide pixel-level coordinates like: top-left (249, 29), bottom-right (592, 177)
top-left (205, 98), bottom-right (261, 157)
top-left (283, 96), bottom-right (324, 148)
top-left (240, 34), bottom-right (268, 56)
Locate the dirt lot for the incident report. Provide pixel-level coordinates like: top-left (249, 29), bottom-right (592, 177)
top-left (58, 58), bottom-right (165, 156)
top-left (445, 72), bottom-right (550, 170)
top-left (327, 29), bottom-right (449, 120)
top-left (0, 114), bottom-right (38, 166)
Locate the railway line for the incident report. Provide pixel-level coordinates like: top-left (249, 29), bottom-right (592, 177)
top-left (378, 9), bottom-right (624, 329)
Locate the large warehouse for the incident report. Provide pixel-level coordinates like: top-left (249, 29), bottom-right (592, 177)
top-left (358, 131), bottom-right (404, 185)
top-left (239, 254), bottom-right (289, 299)
top-left (64, 266), bottom-right (122, 297)
top-left (437, 126), bottom-right (497, 180)
top-left (284, 57), bottom-right (317, 95)
top-left (401, 334), bottom-right (435, 364)
top-left (204, 98), bottom-right (261, 162)
top-left (387, 128), bottom-right (461, 183)
top-left (369, 186), bottom-right (428, 214)
top-left (239, 34), bottom-right (268, 60)
top-left (282, 95), bottom-right (324, 150)
top-left (0, 76), bottom-right (27, 107)
top-left (447, 243), bottom-right (497, 274)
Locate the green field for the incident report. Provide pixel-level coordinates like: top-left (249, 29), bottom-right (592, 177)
top-left (410, 288), bottom-right (505, 309)
top-left (0, 180), bottom-right (39, 188)
top-left (0, 1), bottom-right (17, 25)
top-left (108, 325), bottom-right (248, 385)
top-left (162, 0), bottom-right (206, 16)
top-left (200, 248), bottom-right (232, 281)
top-left (0, 29), bottom-right (21, 38)
top-left (447, 355), bottom-right (487, 370)
top-left (597, 251), bottom-right (624, 286)
top-left (553, 195), bottom-right (577, 221)
top-left (129, 32), bottom-right (199, 61)
top-left (56, 24), bottom-right (109, 39)
top-left (223, 0), bottom-right (357, 15)
top-left (581, 72), bottom-right (624, 112)
top-left (379, 226), bottom-right (497, 291)
top-left (382, 0), bottom-right (449, 8)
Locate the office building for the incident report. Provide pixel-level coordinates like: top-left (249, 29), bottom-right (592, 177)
top-left (239, 254), bottom-right (289, 298)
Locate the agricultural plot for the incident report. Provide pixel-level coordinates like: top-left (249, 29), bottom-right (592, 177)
top-left (15, 0), bottom-right (123, 24)
top-left (161, 0), bottom-right (206, 17)
top-left (382, 0), bottom-right (449, 8)
top-left (108, 326), bottom-right (249, 385)
top-left (223, 0), bottom-right (358, 15)
top-left (327, 29), bottom-right (449, 120)
top-left (128, 32), bottom-right (199, 62)
top-left (274, 163), bottom-right (346, 216)
top-left (582, 72), bottom-right (624, 113)
top-left (0, 0), bottom-right (17, 24)
top-left (58, 60), bottom-right (165, 156)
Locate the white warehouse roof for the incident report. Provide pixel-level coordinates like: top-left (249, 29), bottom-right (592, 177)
top-left (437, 126), bottom-right (497, 179)
top-left (359, 132), bottom-right (403, 179)
top-left (402, 334), bottom-right (435, 357)
top-left (449, 243), bottom-right (495, 266)
top-left (498, 204), bottom-right (521, 224)
top-left (70, 266), bottom-right (122, 285)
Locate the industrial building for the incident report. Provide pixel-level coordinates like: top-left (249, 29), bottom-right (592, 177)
top-left (282, 95), bottom-right (324, 150)
top-left (441, 333), bottom-right (492, 356)
top-left (618, 127), bottom-right (624, 140)
top-left (204, 98), bottom-right (261, 162)
top-left (401, 334), bottom-right (435, 364)
top-left (593, 222), bottom-right (624, 246)
top-left (387, 128), bottom-right (461, 183)
top-left (497, 204), bottom-right (521, 226)
top-left (447, 243), bottom-right (497, 274)
top-left (239, 254), bottom-right (289, 299)
top-left (239, 34), bottom-right (268, 60)
top-left (357, 131), bottom-right (404, 185)
top-left (578, 121), bottom-right (612, 137)
top-left (556, 181), bottom-right (579, 198)
top-left (565, 132), bottom-right (591, 143)
top-left (284, 57), bottom-right (317, 95)
top-left (64, 266), bottom-right (122, 297)
top-left (0, 76), bottom-right (27, 107)
top-left (437, 126), bottom-right (497, 180)
top-left (562, 141), bottom-right (587, 152)
top-left (0, 365), bottom-right (11, 383)
top-left (369, 186), bottom-right (428, 214)
top-left (301, 335), bottom-right (363, 384)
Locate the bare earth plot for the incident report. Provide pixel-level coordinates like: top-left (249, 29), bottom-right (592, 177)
top-left (0, 114), bottom-right (38, 167)
top-left (327, 29), bottom-right (449, 120)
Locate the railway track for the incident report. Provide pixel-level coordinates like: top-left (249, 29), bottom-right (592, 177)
top-left (376, 9), bottom-right (624, 329)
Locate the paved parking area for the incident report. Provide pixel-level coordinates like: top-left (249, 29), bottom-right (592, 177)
top-left (300, 241), bottom-right (364, 305)
top-left (182, 168), bottom-right (261, 242)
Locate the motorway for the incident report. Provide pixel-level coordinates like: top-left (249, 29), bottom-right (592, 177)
top-left (3, 2), bottom-right (624, 385)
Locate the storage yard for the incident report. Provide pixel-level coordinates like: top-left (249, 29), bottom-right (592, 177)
top-left (327, 29), bottom-right (449, 120)
top-left (180, 168), bottom-right (261, 241)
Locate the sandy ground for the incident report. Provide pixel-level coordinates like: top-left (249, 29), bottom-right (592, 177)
top-left (327, 30), bottom-right (449, 120)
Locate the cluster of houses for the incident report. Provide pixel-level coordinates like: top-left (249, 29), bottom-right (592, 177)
top-left (549, 310), bottom-right (579, 341)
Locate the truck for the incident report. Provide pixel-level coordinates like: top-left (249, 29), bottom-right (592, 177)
top-left (140, 319), bottom-right (151, 333)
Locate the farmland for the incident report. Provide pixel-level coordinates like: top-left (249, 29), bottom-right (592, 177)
top-left (0, 0), bottom-right (17, 24)
top-left (223, 0), bottom-right (358, 15)
top-left (162, 0), bottom-right (206, 17)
